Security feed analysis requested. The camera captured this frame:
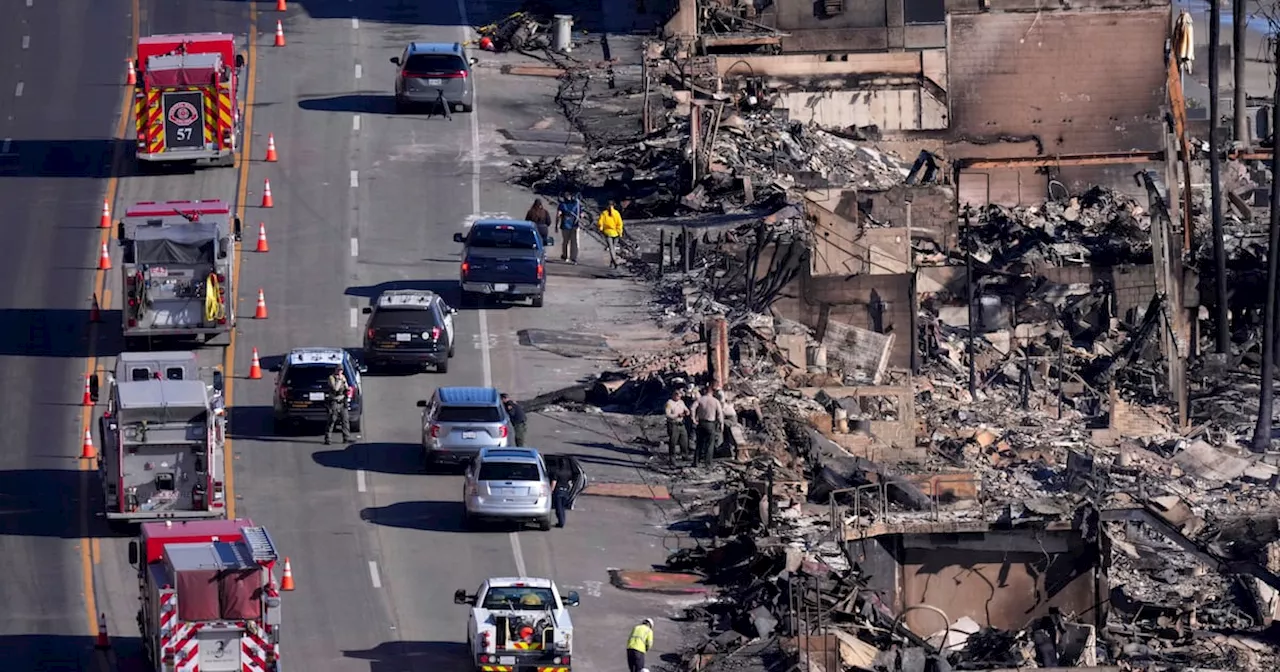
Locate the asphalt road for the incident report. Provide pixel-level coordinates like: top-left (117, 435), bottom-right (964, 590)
top-left (3, 0), bottom-right (681, 670)
top-left (0, 0), bottom-right (132, 667)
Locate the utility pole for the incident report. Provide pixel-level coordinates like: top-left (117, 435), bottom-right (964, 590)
top-left (1210, 0), bottom-right (1231, 353)
top-left (1251, 37), bottom-right (1280, 453)
top-left (1233, 0), bottom-right (1249, 142)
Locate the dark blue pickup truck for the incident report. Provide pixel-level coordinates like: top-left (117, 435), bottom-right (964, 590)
top-left (454, 219), bottom-right (552, 307)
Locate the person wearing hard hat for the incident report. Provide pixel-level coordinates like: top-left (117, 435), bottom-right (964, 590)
top-left (626, 617), bottom-right (654, 672)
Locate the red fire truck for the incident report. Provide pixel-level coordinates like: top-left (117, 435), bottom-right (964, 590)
top-left (129, 519), bottom-right (283, 672)
top-left (134, 33), bottom-right (245, 168)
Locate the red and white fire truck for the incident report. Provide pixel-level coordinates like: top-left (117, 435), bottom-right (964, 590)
top-left (134, 33), bottom-right (245, 168)
top-left (129, 519), bottom-right (283, 672)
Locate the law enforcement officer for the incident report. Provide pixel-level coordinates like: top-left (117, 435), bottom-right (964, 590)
top-left (664, 388), bottom-right (690, 462)
top-left (324, 364), bottom-right (352, 445)
top-left (689, 385), bottom-right (724, 467)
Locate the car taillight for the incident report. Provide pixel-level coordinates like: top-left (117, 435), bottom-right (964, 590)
top-left (278, 385), bottom-right (289, 399)
top-left (460, 261), bottom-right (469, 277)
top-left (216, 273), bottom-right (226, 283)
top-left (431, 327), bottom-right (442, 340)
top-left (430, 424), bottom-right (441, 438)
top-left (481, 632), bottom-right (491, 649)
top-left (367, 328), bottom-right (376, 340)
top-left (554, 656), bottom-right (570, 665)
top-left (499, 425), bottom-right (508, 439)
top-left (536, 263), bottom-right (544, 280)
top-left (445, 70), bottom-right (468, 78)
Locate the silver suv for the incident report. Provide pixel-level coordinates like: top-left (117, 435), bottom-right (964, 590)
top-left (463, 447), bottom-right (552, 531)
top-left (417, 387), bottom-right (512, 470)
top-left (391, 42), bottom-right (476, 114)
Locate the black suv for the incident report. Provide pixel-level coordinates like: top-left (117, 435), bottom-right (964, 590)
top-left (362, 289), bottom-right (456, 372)
top-left (271, 347), bottom-right (366, 433)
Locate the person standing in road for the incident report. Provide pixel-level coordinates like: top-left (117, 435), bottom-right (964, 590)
top-left (324, 365), bottom-right (352, 445)
top-left (549, 457), bottom-right (573, 528)
top-left (664, 388), bottom-right (690, 463)
top-left (525, 198), bottom-right (553, 245)
top-left (556, 191), bottom-right (582, 264)
top-left (626, 618), bottom-right (654, 672)
top-left (501, 393), bottom-right (527, 446)
top-left (597, 200), bottom-right (624, 269)
top-left (689, 385), bottom-right (724, 467)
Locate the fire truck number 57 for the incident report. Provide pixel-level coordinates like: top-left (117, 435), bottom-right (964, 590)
top-left (176, 128), bottom-right (193, 141)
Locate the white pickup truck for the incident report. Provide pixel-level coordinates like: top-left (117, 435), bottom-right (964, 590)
top-left (454, 577), bottom-right (580, 672)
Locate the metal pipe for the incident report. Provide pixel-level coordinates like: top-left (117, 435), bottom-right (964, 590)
top-left (1209, 0), bottom-right (1231, 353)
top-left (963, 206), bottom-right (977, 397)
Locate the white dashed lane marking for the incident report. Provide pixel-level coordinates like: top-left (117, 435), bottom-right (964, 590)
top-left (356, 469), bottom-right (367, 492)
top-left (14, 82), bottom-right (23, 97)
top-left (349, 170), bottom-right (358, 188)
top-left (352, 114), bottom-right (361, 131)
top-left (368, 561), bottom-right (382, 588)
top-left (354, 63), bottom-right (362, 79)
top-left (22, 36), bottom-right (29, 49)
top-left (350, 237), bottom-right (359, 257)
top-left (352, 17), bottom-right (359, 29)
top-left (349, 307), bottom-right (358, 329)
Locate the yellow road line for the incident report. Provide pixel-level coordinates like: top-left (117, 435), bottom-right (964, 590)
top-left (226, 2), bottom-right (261, 521)
top-left (78, 0), bottom-right (140, 637)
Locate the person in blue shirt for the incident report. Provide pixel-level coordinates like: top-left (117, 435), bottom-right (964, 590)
top-left (556, 191), bottom-right (582, 264)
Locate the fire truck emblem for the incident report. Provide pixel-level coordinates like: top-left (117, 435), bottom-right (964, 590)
top-left (167, 101), bottom-right (199, 126)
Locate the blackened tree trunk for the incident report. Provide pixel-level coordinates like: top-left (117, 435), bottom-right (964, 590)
top-left (1210, 0), bottom-right (1231, 353)
top-left (1250, 36), bottom-right (1280, 452)
top-left (1233, 0), bottom-right (1248, 142)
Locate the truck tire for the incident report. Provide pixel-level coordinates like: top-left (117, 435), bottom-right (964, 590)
top-left (532, 294), bottom-right (544, 308)
top-left (537, 516), bottom-right (552, 531)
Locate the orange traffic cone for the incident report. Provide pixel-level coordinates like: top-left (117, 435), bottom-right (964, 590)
top-left (254, 289), bottom-right (269, 319)
top-left (261, 179), bottom-right (274, 208)
top-left (265, 134), bottom-right (279, 162)
top-left (95, 613), bottom-right (110, 649)
top-left (125, 59), bottom-right (136, 86)
top-left (89, 294), bottom-right (102, 323)
top-left (98, 242), bottom-right (112, 270)
top-left (249, 348), bottom-right (263, 379)
top-left (81, 427), bottom-right (96, 460)
top-left (274, 21), bottom-right (286, 47)
top-left (82, 375), bottom-right (93, 406)
top-left (255, 222), bottom-right (270, 252)
top-left (99, 199), bottom-right (111, 228)
top-left (276, 0), bottom-right (287, 10)
top-left (280, 557), bottom-right (296, 591)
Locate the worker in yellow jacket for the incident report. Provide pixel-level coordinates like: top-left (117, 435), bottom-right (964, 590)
top-left (626, 617), bottom-right (654, 672)
top-left (597, 200), bottom-right (624, 269)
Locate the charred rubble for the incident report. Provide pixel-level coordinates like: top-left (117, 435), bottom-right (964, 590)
top-left (479, 8), bottom-right (1280, 671)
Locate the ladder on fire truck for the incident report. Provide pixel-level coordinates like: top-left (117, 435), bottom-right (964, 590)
top-left (239, 526), bottom-right (280, 564)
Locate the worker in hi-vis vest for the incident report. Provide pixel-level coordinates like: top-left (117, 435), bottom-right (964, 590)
top-left (626, 617), bottom-right (654, 672)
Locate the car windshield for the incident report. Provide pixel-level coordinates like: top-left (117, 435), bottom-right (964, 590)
top-left (437, 405), bottom-right (502, 423)
top-left (478, 462), bottom-right (540, 482)
top-left (284, 365), bottom-right (334, 387)
top-left (468, 225), bottom-right (538, 250)
top-left (482, 586), bottom-right (556, 610)
top-left (404, 53), bottom-right (467, 74)
top-left (371, 308), bottom-right (440, 329)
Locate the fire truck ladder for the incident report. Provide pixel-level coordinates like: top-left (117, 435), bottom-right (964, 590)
top-left (240, 526), bottom-right (280, 564)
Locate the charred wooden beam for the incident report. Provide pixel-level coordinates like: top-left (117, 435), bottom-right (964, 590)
top-left (955, 151), bottom-right (1166, 170)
